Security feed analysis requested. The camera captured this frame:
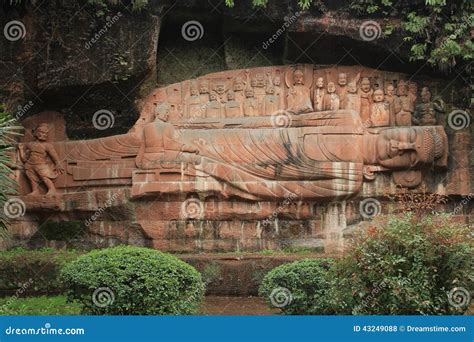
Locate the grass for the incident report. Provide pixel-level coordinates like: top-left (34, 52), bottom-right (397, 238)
top-left (0, 295), bottom-right (81, 315)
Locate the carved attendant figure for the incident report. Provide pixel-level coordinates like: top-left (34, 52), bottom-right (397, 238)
top-left (19, 123), bottom-right (64, 195)
top-left (369, 89), bottom-right (390, 127)
top-left (287, 69), bottom-right (313, 114)
top-left (394, 80), bottom-right (414, 126)
top-left (359, 77), bottom-right (373, 123)
top-left (186, 83), bottom-right (203, 118)
top-left (313, 77), bottom-right (326, 112)
top-left (322, 82), bottom-right (340, 111)
top-left (414, 87), bottom-right (439, 126)
top-left (336, 73), bottom-right (348, 109)
top-left (243, 87), bottom-right (259, 117)
top-left (345, 81), bottom-right (360, 113)
top-left (199, 80), bottom-right (210, 107)
top-left (225, 90), bottom-right (242, 118)
top-left (206, 91), bottom-right (223, 118)
top-left (262, 86), bottom-right (279, 115)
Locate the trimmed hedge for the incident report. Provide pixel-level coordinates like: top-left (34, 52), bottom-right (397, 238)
top-left (60, 246), bottom-right (205, 315)
top-left (0, 248), bottom-right (83, 296)
top-left (259, 258), bottom-right (335, 315)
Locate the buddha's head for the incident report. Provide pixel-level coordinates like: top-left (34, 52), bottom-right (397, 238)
top-left (376, 127), bottom-right (447, 169)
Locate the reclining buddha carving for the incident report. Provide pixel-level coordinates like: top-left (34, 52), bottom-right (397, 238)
top-left (16, 65), bottom-right (448, 202)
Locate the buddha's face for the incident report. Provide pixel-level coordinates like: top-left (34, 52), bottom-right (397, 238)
top-left (385, 85), bottom-right (395, 97)
top-left (316, 77), bottom-right (324, 88)
top-left (294, 71), bottom-right (304, 85)
top-left (327, 82), bottom-right (336, 93)
top-left (361, 79), bottom-right (371, 92)
top-left (376, 127), bottom-right (443, 169)
top-left (338, 73), bottom-right (347, 86)
top-left (373, 89), bottom-right (384, 102)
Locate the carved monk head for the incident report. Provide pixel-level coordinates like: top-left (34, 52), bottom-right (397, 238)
top-left (376, 127), bottom-right (446, 169)
top-left (338, 73), bottom-right (347, 86)
top-left (408, 81), bottom-right (418, 94)
top-left (255, 73), bottom-right (266, 87)
top-left (293, 70), bottom-right (304, 85)
top-left (385, 84), bottom-right (395, 97)
top-left (421, 87), bottom-right (431, 103)
top-left (327, 82), bottom-right (336, 94)
top-left (273, 75), bottom-right (281, 86)
top-left (372, 89), bottom-right (385, 103)
top-left (209, 91), bottom-right (218, 101)
top-left (213, 81), bottom-right (226, 95)
top-left (245, 87), bottom-right (254, 98)
top-left (34, 123), bottom-right (49, 141)
top-left (199, 80), bottom-right (209, 94)
top-left (360, 77), bottom-right (371, 93)
top-left (316, 77), bottom-right (324, 88)
top-left (154, 103), bottom-right (171, 122)
top-left (347, 82), bottom-right (357, 94)
top-left (397, 80), bottom-right (408, 96)
top-left (234, 77), bottom-right (245, 91)
top-left (227, 90), bottom-right (236, 101)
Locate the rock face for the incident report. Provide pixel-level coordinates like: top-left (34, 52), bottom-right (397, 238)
top-left (1, 1), bottom-right (472, 254)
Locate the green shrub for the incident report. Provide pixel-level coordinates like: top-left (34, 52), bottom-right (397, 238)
top-left (0, 248), bottom-right (83, 296)
top-left (60, 246), bottom-right (205, 315)
top-left (259, 258), bottom-right (335, 315)
top-left (330, 214), bottom-right (473, 315)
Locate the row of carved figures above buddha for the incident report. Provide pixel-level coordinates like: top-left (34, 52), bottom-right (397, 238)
top-left (150, 65), bottom-right (444, 128)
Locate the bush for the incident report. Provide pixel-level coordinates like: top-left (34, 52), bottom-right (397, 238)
top-left (259, 258), bottom-right (335, 315)
top-left (60, 246), bottom-right (205, 315)
top-left (0, 248), bottom-right (83, 296)
top-left (330, 214), bottom-right (473, 315)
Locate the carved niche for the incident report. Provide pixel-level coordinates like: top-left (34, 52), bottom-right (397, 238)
top-left (14, 65), bottom-right (450, 206)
